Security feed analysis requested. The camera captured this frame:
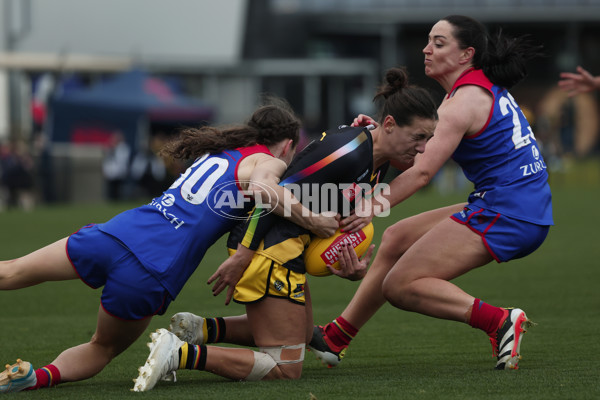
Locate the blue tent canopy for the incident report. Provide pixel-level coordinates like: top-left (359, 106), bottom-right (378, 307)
top-left (49, 69), bottom-right (214, 150)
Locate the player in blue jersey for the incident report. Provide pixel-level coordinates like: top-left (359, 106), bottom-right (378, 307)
top-left (0, 99), bottom-right (340, 393)
top-left (310, 15), bottom-right (553, 371)
top-left (129, 67), bottom-right (439, 390)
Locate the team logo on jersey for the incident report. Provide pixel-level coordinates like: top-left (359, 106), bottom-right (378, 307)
top-left (532, 145), bottom-right (540, 160)
top-left (293, 283), bottom-right (305, 294)
top-left (273, 280), bottom-right (284, 292)
top-left (519, 145), bottom-right (546, 177)
top-left (207, 180), bottom-right (279, 221)
top-left (341, 182), bottom-right (362, 203)
top-left (370, 169), bottom-right (380, 183)
top-left (292, 284), bottom-right (305, 299)
top-left (161, 193), bottom-right (176, 207)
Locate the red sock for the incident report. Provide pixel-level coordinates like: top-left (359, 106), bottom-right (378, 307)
top-left (323, 316), bottom-right (358, 349)
top-left (32, 365), bottom-right (61, 389)
top-left (469, 299), bottom-right (507, 336)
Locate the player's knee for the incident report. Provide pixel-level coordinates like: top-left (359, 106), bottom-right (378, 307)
top-left (245, 344), bottom-right (305, 381)
top-left (89, 333), bottom-right (129, 361)
top-left (274, 362), bottom-right (303, 380)
top-left (379, 225), bottom-right (409, 259)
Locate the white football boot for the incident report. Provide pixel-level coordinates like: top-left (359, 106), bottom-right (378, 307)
top-left (132, 329), bottom-right (182, 392)
top-left (169, 312), bottom-right (206, 345)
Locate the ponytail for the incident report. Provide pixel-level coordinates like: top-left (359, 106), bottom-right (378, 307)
top-left (481, 30), bottom-right (544, 89)
top-left (442, 15), bottom-right (543, 89)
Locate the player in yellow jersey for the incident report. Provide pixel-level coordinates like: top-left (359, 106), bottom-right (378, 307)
top-left (132, 67), bottom-right (438, 389)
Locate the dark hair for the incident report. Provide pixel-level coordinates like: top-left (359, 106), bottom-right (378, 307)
top-left (161, 97), bottom-right (300, 160)
top-left (374, 67), bottom-right (438, 126)
top-left (442, 15), bottom-right (543, 89)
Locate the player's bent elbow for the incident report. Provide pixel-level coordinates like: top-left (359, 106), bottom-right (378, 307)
top-left (414, 168), bottom-right (434, 188)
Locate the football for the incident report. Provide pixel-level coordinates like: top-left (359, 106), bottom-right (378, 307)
top-left (304, 222), bottom-right (374, 277)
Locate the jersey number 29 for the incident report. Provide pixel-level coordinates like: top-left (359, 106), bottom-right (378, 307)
top-left (499, 93), bottom-right (536, 150)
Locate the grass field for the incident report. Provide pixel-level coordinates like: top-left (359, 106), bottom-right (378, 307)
top-left (1, 161), bottom-right (599, 399)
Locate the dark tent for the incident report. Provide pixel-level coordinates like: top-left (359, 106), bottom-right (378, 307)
top-left (48, 69), bottom-right (214, 150)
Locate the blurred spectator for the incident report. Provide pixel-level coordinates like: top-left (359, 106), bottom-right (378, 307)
top-left (102, 132), bottom-right (131, 201)
top-left (0, 142), bottom-right (6, 210)
top-left (0, 139), bottom-right (36, 211)
top-left (32, 131), bottom-right (57, 204)
top-left (536, 87), bottom-right (598, 162)
top-left (558, 66), bottom-right (600, 97)
top-left (130, 135), bottom-right (168, 198)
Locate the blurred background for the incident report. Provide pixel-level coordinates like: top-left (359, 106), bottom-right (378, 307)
top-left (0, 0), bottom-right (598, 209)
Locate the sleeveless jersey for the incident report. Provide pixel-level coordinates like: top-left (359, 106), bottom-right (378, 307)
top-left (98, 144), bottom-right (273, 298)
top-left (450, 68), bottom-right (553, 225)
top-left (279, 125), bottom-right (386, 217)
top-left (228, 125), bottom-right (389, 273)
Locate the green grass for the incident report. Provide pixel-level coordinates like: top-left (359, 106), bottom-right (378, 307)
top-left (1, 161), bottom-right (600, 399)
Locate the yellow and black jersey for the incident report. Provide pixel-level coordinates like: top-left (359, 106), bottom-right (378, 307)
top-left (227, 125), bottom-right (388, 273)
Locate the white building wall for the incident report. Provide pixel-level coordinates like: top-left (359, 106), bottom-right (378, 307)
top-left (12, 0), bottom-right (247, 63)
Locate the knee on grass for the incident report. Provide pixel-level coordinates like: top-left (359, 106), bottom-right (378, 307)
top-left (246, 344), bottom-right (305, 381)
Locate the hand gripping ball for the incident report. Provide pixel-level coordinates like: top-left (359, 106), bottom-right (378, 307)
top-left (304, 222), bottom-right (374, 277)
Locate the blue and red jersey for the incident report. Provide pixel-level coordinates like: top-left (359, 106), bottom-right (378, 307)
top-left (450, 68), bottom-right (553, 226)
top-left (98, 144), bottom-right (272, 298)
